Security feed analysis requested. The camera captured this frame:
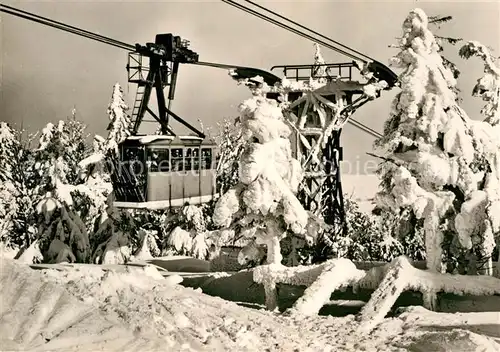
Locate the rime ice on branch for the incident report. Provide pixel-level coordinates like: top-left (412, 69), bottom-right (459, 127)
top-left (459, 41), bottom-right (500, 126)
top-left (375, 8), bottom-right (500, 274)
top-left (212, 82), bottom-right (310, 265)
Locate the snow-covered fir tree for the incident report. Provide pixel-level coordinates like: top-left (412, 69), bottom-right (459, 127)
top-left (0, 122), bottom-right (22, 183)
top-left (79, 83), bottom-right (134, 263)
top-left (26, 116), bottom-right (115, 264)
top-left (78, 83), bottom-right (130, 176)
top-left (212, 81), bottom-right (313, 265)
top-left (375, 8), bottom-right (500, 274)
top-left (28, 119), bottom-right (90, 262)
top-left (0, 123), bottom-right (36, 248)
top-left (79, 82), bottom-right (131, 224)
top-left (105, 83), bottom-right (131, 155)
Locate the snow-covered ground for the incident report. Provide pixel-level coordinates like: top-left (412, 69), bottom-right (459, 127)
top-left (1, 255), bottom-right (499, 351)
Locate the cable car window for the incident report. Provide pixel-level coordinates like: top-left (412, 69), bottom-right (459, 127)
top-left (171, 148), bottom-right (183, 172)
top-left (123, 146), bottom-right (145, 175)
top-left (158, 149), bottom-right (170, 172)
top-left (201, 148), bottom-right (212, 170)
top-left (184, 148), bottom-right (192, 171)
top-left (192, 148), bottom-right (200, 171)
top-left (147, 148), bottom-right (169, 172)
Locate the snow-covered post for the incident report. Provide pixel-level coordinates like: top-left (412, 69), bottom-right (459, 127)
top-left (374, 9), bottom-right (487, 274)
top-left (212, 78), bottom-right (310, 265)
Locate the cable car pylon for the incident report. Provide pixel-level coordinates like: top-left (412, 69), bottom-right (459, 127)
top-left (220, 0), bottom-right (398, 237)
top-left (1, 2), bottom-right (394, 221)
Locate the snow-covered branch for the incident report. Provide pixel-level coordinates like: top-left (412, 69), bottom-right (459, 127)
top-left (460, 41), bottom-right (500, 125)
top-left (253, 255), bottom-right (500, 331)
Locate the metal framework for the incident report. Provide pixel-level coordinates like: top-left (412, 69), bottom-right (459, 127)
top-left (269, 62), bottom-right (376, 232)
top-left (125, 34), bottom-right (205, 137)
top-left (270, 62), bottom-right (355, 82)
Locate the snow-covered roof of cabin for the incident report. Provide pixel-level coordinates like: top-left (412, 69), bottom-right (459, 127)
top-left (125, 135), bottom-right (175, 144)
top-left (124, 134), bottom-right (216, 146)
top-left (179, 135), bottom-right (203, 140)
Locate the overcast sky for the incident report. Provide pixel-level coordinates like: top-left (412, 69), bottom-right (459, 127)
top-left (1, 0), bottom-right (499, 175)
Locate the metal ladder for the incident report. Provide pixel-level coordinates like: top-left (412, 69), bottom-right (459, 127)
top-left (130, 84), bottom-right (147, 125)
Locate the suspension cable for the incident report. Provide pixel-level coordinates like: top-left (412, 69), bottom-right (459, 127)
top-left (349, 118), bottom-right (383, 139)
top-left (0, 4), bottom-right (135, 51)
top-left (242, 0), bottom-right (374, 63)
top-left (221, 0), bottom-right (384, 138)
top-left (221, 0), bottom-right (365, 63)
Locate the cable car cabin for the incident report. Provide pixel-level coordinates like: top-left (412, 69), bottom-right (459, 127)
top-left (111, 135), bottom-right (217, 210)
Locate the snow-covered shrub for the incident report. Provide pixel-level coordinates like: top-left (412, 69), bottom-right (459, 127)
top-left (157, 203), bottom-right (221, 259)
top-left (377, 207), bottom-right (426, 261)
top-left (99, 203), bottom-right (215, 261)
top-left (375, 8), bottom-right (500, 274)
top-left (293, 197), bottom-right (419, 264)
top-left (0, 114), bottom-right (116, 264)
top-left (132, 228), bottom-right (161, 261)
top-left (163, 226), bottom-right (193, 256)
top-left (29, 119), bottom-right (104, 263)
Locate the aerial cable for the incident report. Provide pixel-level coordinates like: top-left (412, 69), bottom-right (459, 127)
top-left (222, 0), bottom-right (360, 62)
top-left (0, 4), bottom-right (135, 50)
top-left (221, 0), bottom-right (363, 62)
top-left (348, 118), bottom-right (381, 138)
top-left (349, 121), bottom-right (381, 139)
top-left (0, 7), bottom-right (132, 51)
top-left (221, 1), bottom-right (385, 139)
top-left (348, 118), bottom-right (383, 139)
top-left (0, 4), bottom-right (135, 51)
top-left (221, 0), bottom-right (336, 53)
top-left (350, 117), bottom-right (382, 136)
top-left (242, 0), bottom-right (374, 63)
